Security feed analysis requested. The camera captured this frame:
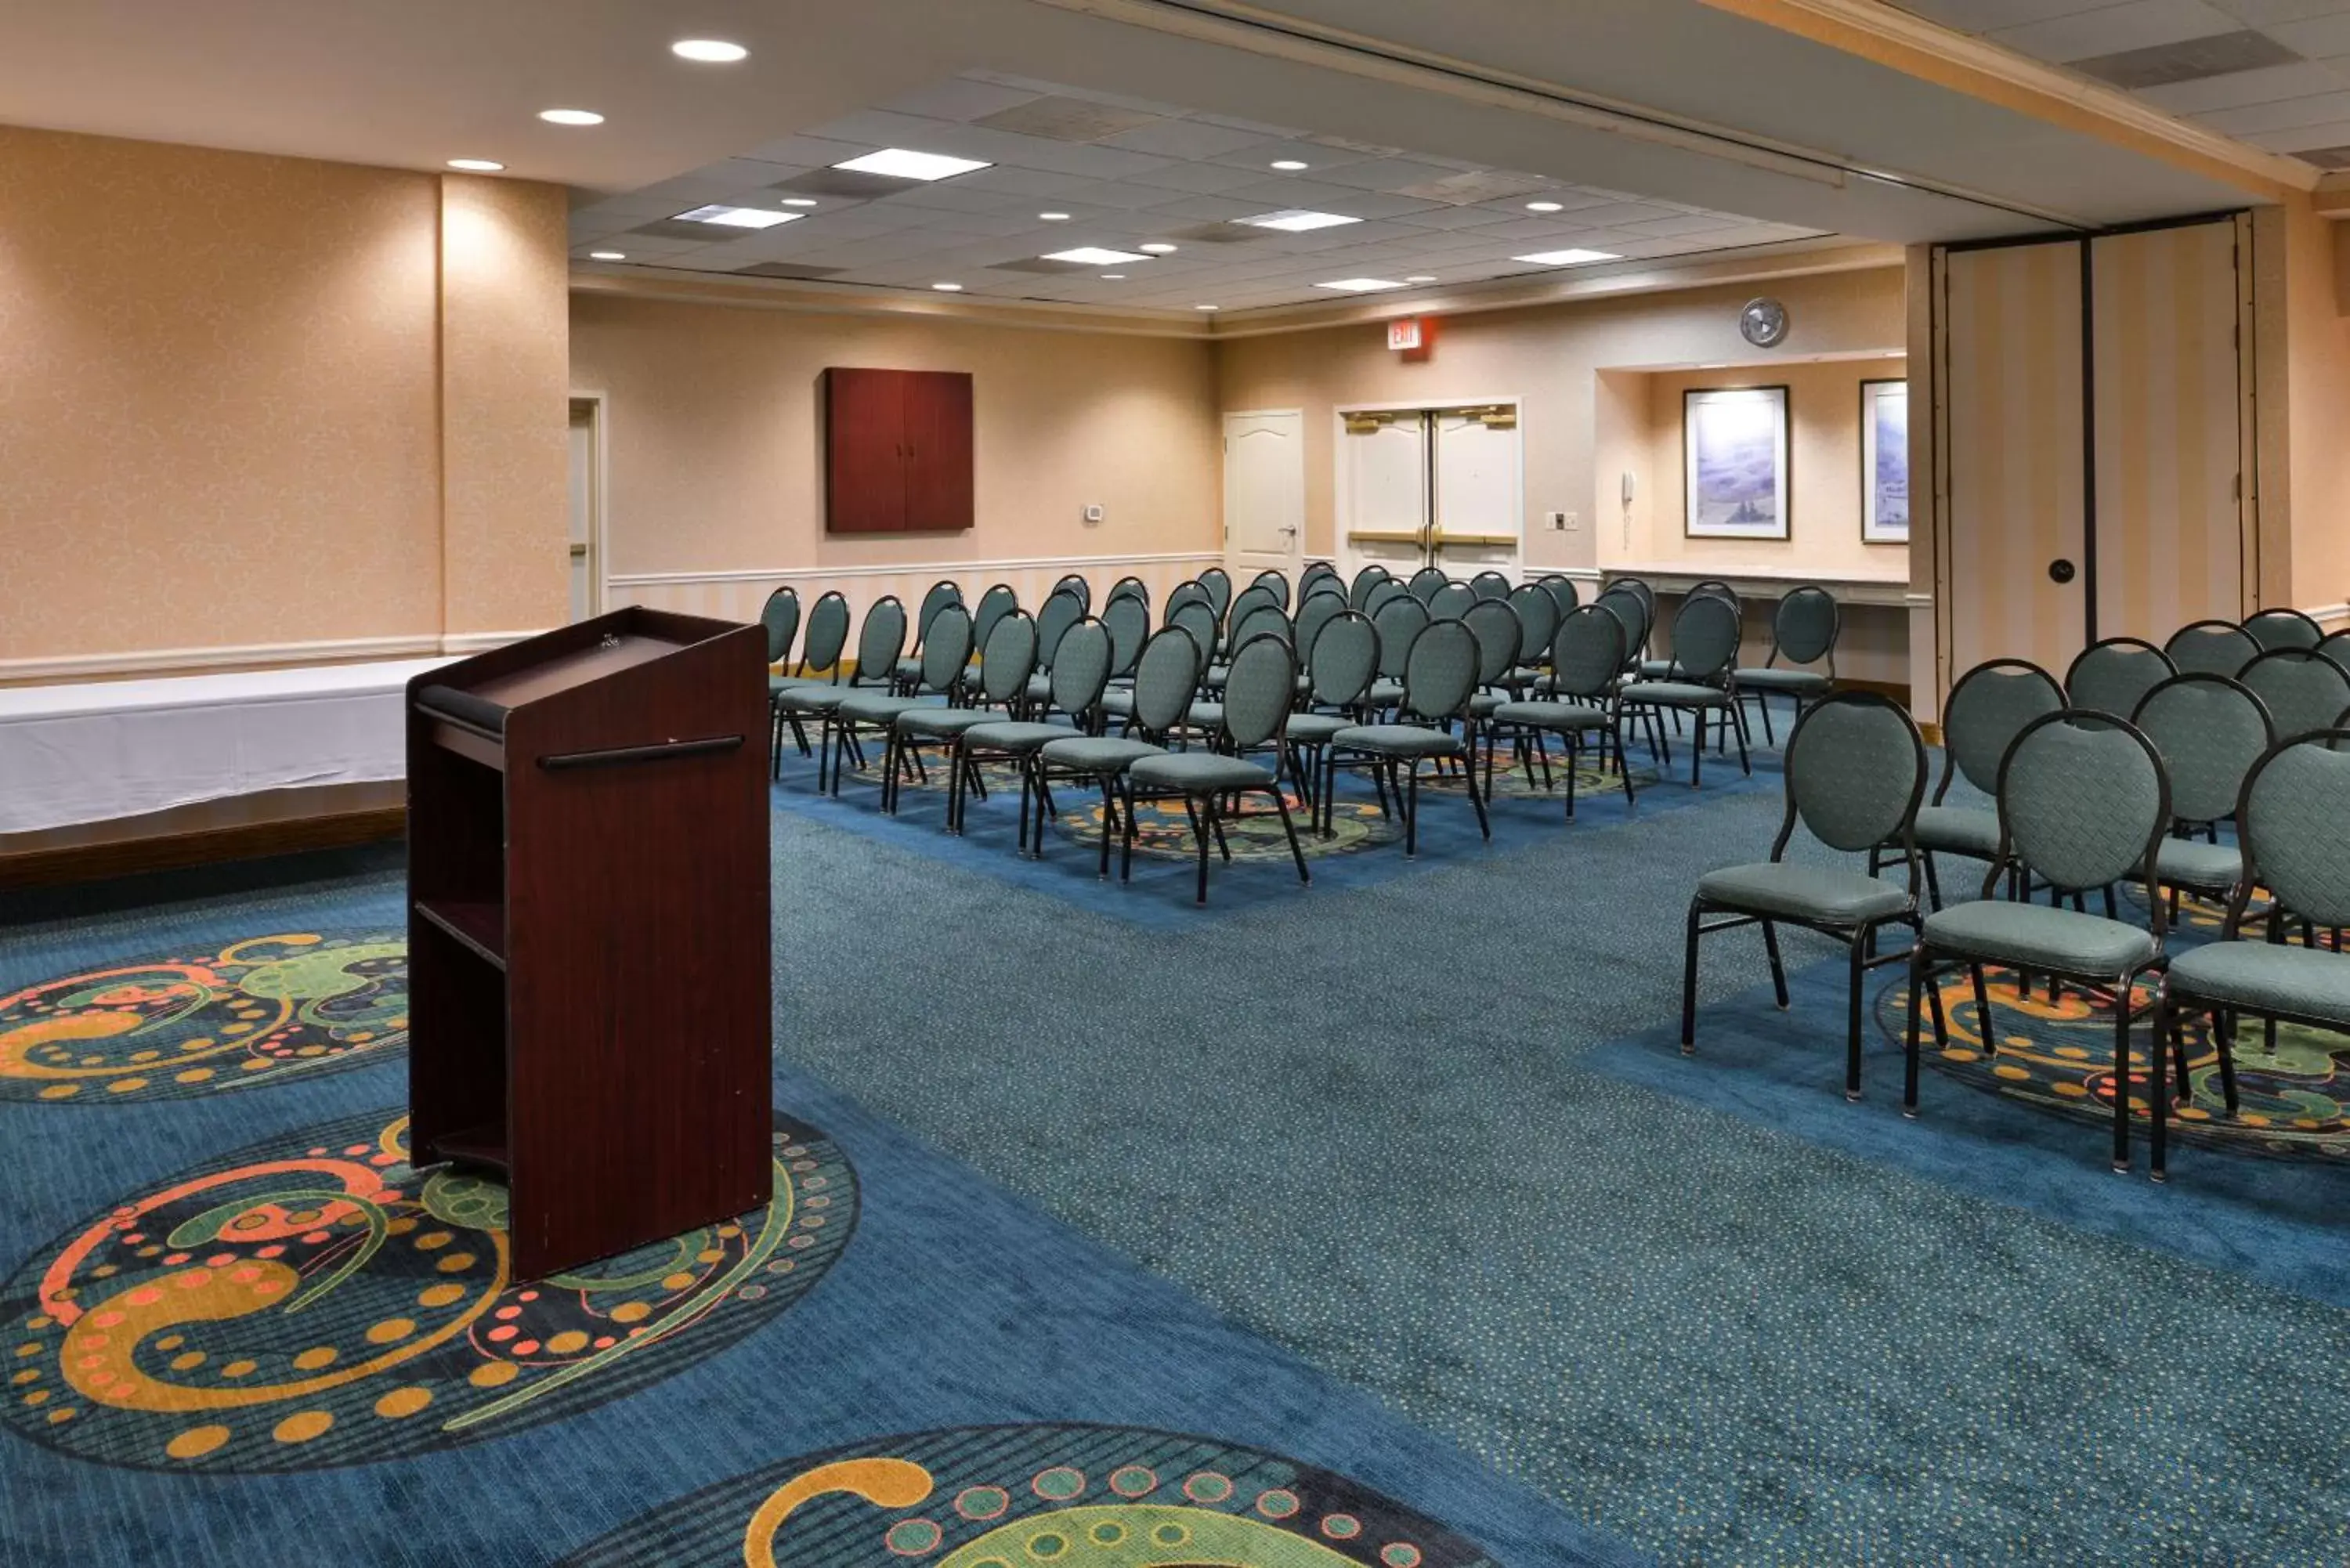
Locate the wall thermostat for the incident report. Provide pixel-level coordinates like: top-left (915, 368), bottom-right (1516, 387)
top-left (1083, 504), bottom-right (1105, 524)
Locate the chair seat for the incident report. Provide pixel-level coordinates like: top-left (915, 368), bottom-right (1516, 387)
top-left (961, 721), bottom-right (1068, 753)
top-left (1638, 658), bottom-right (1674, 677)
top-left (1468, 692), bottom-right (1504, 717)
top-left (893, 656), bottom-right (924, 681)
top-left (895, 707), bottom-right (1001, 738)
top-left (1922, 900), bottom-right (2159, 977)
top-left (1100, 689), bottom-right (1137, 717)
top-left (1284, 712), bottom-right (1351, 742)
top-left (1736, 667), bottom-right (1831, 694)
top-left (2146, 836), bottom-right (2243, 894)
top-left (1620, 680), bottom-right (1730, 709)
top-left (1492, 700), bottom-right (1609, 732)
top-left (1024, 674), bottom-right (1054, 703)
top-left (1912, 804), bottom-right (2001, 858)
top-left (835, 692), bottom-right (927, 724)
top-left (1041, 735), bottom-right (1165, 773)
top-left (2168, 941), bottom-right (2350, 1027)
top-left (770, 673), bottom-right (830, 696)
top-left (1331, 723), bottom-right (1463, 758)
top-left (776, 685), bottom-right (852, 714)
top-left (1128, 751), bottom-right (1275, 792)
top-left (1367, 679), bottom-right (1404, 706)
top-left (1698, 862), bottom-right (1913, 924)
top-left (1188, 701), bottom-right (1224, 729)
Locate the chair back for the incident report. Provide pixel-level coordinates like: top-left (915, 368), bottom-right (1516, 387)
top-left (1048, 618), bottom-right (1112, 717)
top-left (2244, 608), bottom-right (2323, 652)
top-left (1994, 710), bottom-right (2171, 901)
top-left (1618, 577), bottom-right (1657, 619)
top-left (1131, 627), bottom-right (1203, 736)
top-left (1303, 577), bottom-right (1347, 608)
top-left (2321, 628), bottom-right (2350, 674)
top-left (1231, 605), bottom-right (1291, 652)
top-left (1166, 580), bottom-right (1212, 620)
top-left (1470, 569), bottom-right (1512, 602)
top-left (1347, 562), bottom-right (1391, 610)
top-left (1295, 593), bottom-right (1345, 674)
top-left (1105, 576), bottom-right (1149, 612)
top-left (1372, 597), bottom-right (1432, 680)
top-left (1053, 573), bottom-right (1092, 613)
top-left (974, 611), bottom-right (1038, 705)
top-left (1462, 598), bottom-right (1522, 687)
top-left (1227, 584), bottom-right (1282, 644)
top-left (1596, 587), bottom-right (1650, 663)
top-left (1770, 586), bottom-right (1838, 667)
top-left (1170, 602), bottom-right (1220, 672)
top-left (2237, 730), bottom-right (2350, 930)
top-left (1102, 595), bottom-right (1150, 679)
top-left (1429, 581), bottom-right (1475, 621)
top-left (1247, 569), bottom-right (1291, 610)
top-left (971, 583), bottom-right (1019, 656)
top-left (1667, 594), bottom-right (1741, 683)
top-left (2164, 620), bottom-right (2258, 678)
top-left (801, 591), bottom-right (851, 676)
top-left (2131, 673), bottom-right (2273, 826)
top-left (1537, 573), bottom-right (1581, 620)
top-left (1687, 580), bottom-right (1741, 616)
top-left (1550, 606), bottom-right (1623, 702)
top-left (916, 605), bottom-right (973, 692)
top-left (1034, 588), bottom-right (1084, 670)
top-left (1222, 634), bottom-right (1297, 748)
top-left (758, 586), bottom-right (801, 665)
top-left (1507, 583), bottom-right (1560, 671)
top-left (1307, 611), bottom-right (1379, 707)
top-left (1939, 659), bottom-right (2062, 797)
top-left (1364, 579), bottom-right (1408, 616)
top-left (2064, 637), bottom-right (2174, 720)
top-left (2239, 648), bottom-right (2350, 740)
top-left (913, 579), bottom-right (963, 647)
top-left (1779, 692), bottom-right (1927, 858)
top-left (1401, 619), bottom-right (1479, 721)
top-left (1198, 566), bottom-right (1232, 619)
top-left (853, 596), bottom-right (908, 684)
top-left (1300, 561), bottom-right (1340, 597)
top-left (1408, 566), bottom-right (1448, 603)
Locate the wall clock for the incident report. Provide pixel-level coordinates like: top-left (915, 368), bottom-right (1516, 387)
top-left (1740, 296), bottom-right (1790, 349)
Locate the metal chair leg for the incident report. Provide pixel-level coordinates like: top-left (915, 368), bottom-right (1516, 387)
top-left (1762, 921), bottom-right (1789, 1008)
top-left (1680, 901), bottom-right (1704, 1053)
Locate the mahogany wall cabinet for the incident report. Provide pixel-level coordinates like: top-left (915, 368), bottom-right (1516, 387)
top-left (823, 367), bottom-right (974, 534)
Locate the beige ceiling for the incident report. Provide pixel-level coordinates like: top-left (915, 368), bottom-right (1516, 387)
top-left (1888, 0), bottom-right (2350, 167)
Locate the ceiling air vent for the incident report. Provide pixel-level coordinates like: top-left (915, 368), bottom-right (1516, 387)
top-left (1391, 169), bottom-right (1557, 206)
top-left (971, 96), bottom-right (1167, 143)
top-left (2070, 29), bottom-right (2300, 91)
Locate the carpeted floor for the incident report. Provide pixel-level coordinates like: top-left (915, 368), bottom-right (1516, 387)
top-left (9, 722), bottom-right (2349, 1565)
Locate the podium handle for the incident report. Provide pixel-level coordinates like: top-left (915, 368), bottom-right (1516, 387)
top-left (537, 735), bottom-right (744, 771)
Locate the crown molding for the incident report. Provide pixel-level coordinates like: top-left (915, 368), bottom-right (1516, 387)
top-left (568, 265), bottom-right (1217, 338)
top-left (1694, 0), bottom-right (2316, 199)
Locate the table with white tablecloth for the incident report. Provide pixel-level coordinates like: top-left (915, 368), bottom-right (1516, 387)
top-left (0, 659), bottom-right (454, 836)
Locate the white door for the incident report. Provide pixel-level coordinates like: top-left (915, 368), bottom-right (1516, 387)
top-left (1432, 408), bottom-right (1523, 583)
top-left (1223, 410), bottom-right (1304, 587)
top-left (566, 399), bottom-right (602, 623)
top-left (1338, 412), bottom-right (1431, 583)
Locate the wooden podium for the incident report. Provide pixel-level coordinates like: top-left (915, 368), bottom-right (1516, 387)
top-left (404, 608), bottom-right (771, 1280)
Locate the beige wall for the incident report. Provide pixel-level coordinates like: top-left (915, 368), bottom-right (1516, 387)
top-left (0, 126), bottom-right (569, 675)
top-left (1215, 266), bottom-right (1909, 571)
top-left (2283, 197), bottom-right (2350, 619)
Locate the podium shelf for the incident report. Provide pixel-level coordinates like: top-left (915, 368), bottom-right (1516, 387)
top-left (433, 1122), bottom-right (510, 1176)
top-left (414, 900), bottom-right (506, 969)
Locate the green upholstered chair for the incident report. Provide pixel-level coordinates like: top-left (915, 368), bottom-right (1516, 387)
top-left (1285, 609), bottom-right (1379, 832)
top-left (1505, 583), bottom-right (1560, 694)
top-left (2153, 728), bottom-right (2350, 1178)
top-left (1023, 588), bottom-right (1087, 713)
top-left (1165, 580), bottom-right (1213, 621)
top-left (2320, 627), bottom-right (2350, 674)
top-left (1293, 593), bottom-right (1346, 689)
top-left (1038, 624), bottom-right (1202, 879)
top-left (1903, 709), bottom-right (2175, 1172)
top-left (1053, 573), bottom-right (1092, 612)
top-left (894, 578), bottom-right (964, 689)
top-left (837, 604), bottom-right (973, 807)
top-left (1616, 593), bottom-right (1750, 785)
top-left (1536, 573), bottom-right (1580, 622)
top-left (1365, 595), bottom-right (1431, 714)
top-left (1470, 569), bottom-right (1512, 602)
top-left (1871, 658), bottom-right (2061, 909)
top-left (1101, 595), bottom-right (1151, 692)
top-left (2063, 636), bottom-right (2174, 722)
top-left (1407, 566), bottom-right (1448, 603)
top-left (1734, 585), bottom-right (1842, 745)
top-left (1347, 562), bottom-right (1392, 611)
top-left (1460, 598), bottom-right (1523, 790)
top-left (1105, 576), bottom-right (1150, 613)
top-left (1248, 568), bottom-right (1291, 610)
top-left (1593, 586), bottom-right (1653, 686)
top-left (962, 618), bottom-right (1112, 856)
top-left (2243, 608), bottom-right (2324, 652)
top-left (895, 609), bottom-right (1036, 833)
top-left (1615, 577), bottom-right (1657, 640)
top-left (776, 595), bottom-right (905, 792)
top-left (770, 589), bottom-right (849, 773)
top-left (1198, 566), bottom-right (1232, 621)
top-left (1300, 561), bottom-right (1340, 599)
top-left (1302, 577), bottom-right (1347, 611)
top-left (1124, 632), bottom-right (1311, 901)
top-left (1362, 578), bottom-right (1409, 618)
top-left (1640, 581), bottom-right (1738, 682)
top-left (1683, 692), bottom-right (1929, 1098)
top-left (1198, 605), bottom-right (1290, 710)
top-left (1428, 581), bottom-right (1475, 622)
top-left (1491, 604), bottom-right (1636, 819)
top-left (758, 587), bottom-right (802, 765)
top-left (2127, 673), bottom-right (2272, 917)
top-left (1326, 618), bottom-right (1491, 855)
top-left (2238, 648), bottom-right (2350, 741)
top-left (2164, 620), bottom-right (2258, 678)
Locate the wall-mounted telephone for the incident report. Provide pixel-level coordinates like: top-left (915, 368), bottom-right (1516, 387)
top-left (1621, 471), bottom-right (1636, 508)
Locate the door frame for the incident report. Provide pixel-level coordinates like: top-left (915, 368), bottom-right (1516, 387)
top-left (1332, 393), bottom-right (1525, 581)
top-left (568, 392), bottom-right (610, 622)
top-left (1221, 406), bottom-right (1307, 582)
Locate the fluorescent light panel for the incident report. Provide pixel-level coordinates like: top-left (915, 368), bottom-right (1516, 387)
top-left (1514, 248), bottom-right (1620, 266)
top-left (1315, 277), bottom-right (1407, 292)
top-left (675, 205), bottom-right (800, 229)
top-left (832, 148), bottom-right (991, 181)
top-left (1238, 210), bottom-right (1361, 233)
top-left (1043, 247), bottom-right (1152, 266)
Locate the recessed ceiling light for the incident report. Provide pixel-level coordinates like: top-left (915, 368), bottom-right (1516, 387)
top-left (1039, 211), bottom-right (1072, 221)
top-left (780, 197), bottom-right (818, 208)
top-left (1196, 304), bottom-right (1220, 311)
top-left (933, 282), bottom-right (964, 291)
top-left (1514, 248), bottom-right (1621, 266)
top-left (1405, 274), bottom-right (1437, 283)
top-left (671, 38), bottom-right (749, 63)
top-left (1044, 247), bottom-right (1152, 266)
top-left (1138, 242), bottom-right (1177, 254)
top-left (1238, 210), bottom-right (1360, 233)
top-left (1526, 200), bottom-right (1564, 212)
top-left (1315, 278), bottom-right (1408, 292)
top-left (446, 158), bottom-right (504, 172)
top-left (1270, 159), bottom-right (1310, 171)
top-left (540, 109), bottom-right (605, 126)
top-left (833, 148), bottom-right (991, 182)
top-left (675, 204), bottom-right (800, 229)
top-left (588, 251), bottom-right (627, 261)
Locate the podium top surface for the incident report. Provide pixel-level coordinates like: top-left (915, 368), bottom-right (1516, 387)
top-left (470, 633), bottom-right (682, 708)
top-left (414, 608), bottom-right (750, 721)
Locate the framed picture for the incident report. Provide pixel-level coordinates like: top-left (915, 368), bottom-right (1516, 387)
top-left (1860, 378), bottom-right (1910, 545)
top-left (1683, 385), bottom-right (1789, 540)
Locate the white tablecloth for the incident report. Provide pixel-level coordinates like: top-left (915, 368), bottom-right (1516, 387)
top-left (0, 659), bottom-right (454, 834)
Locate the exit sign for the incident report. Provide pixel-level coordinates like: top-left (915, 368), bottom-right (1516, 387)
top-left (1386, 317), bottom-right (1424, 352)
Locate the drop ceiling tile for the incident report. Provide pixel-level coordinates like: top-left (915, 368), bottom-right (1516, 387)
top-left (1218, 177), bottom-right (1386, 208)
top-left (874, 182), bottom-right (1032, 213)
top-left (947, 164), bottom-right (1101, 198)
top-left (1119, 161), bottom-right (1282, 196)
top-left (1206, 139), bottom-right (1370, 172)
top-left (1897, 1), bottom-right (2120, 28)
top-left (736, 135), bottom-right (884, 168)
top-left (698, 157), bottom-right (806, 188)
top-left (1386, 204), bottom-right (1524, 230)
top-left (1096, 118), bottom-right (1279, 160)
top-left (878, 78), bottom-right (1043, 123)
top-left (2247, 114), bottom-right (2350, 143)
top-left (1310, 157), bottom-right (1495, 192)
top-left (2214, 1), bottom-right (2350, 23)
top-left (2267, 10), bottom-right (2350, 52)
top-left (1185, 110), bottom-right (1311, 137)
top-left (1987, 0), bottom-right (2243, 62)
top-left (1138, 193), bottom-right (1277, 222)
top-left (790, 233), bottom-right (964, 266)
top-left (1622, 213), bottom-right (1746, 237)
top-left (1308, 192), bottom-right (1451, 220)
top-left (2199, 87), bottom-right (2350, 127)
top-left (902, 127), bottom-right (1178, 179)
top-left (1041, 179), bottom-right (1197, 210)
top-left (802, 109), bottom-right (970, 148)
top-left (2136, 58), bottom-right (2345, 109)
